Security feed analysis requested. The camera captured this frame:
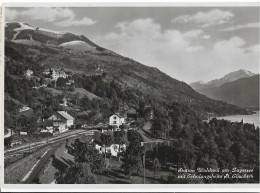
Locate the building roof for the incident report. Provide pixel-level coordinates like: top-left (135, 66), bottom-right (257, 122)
top-left (57, 111), bottom-right (74, 120)
top-left (110, 113), bottom-right (125, 118)
top-left (127, 108), bottom-right (136, 114)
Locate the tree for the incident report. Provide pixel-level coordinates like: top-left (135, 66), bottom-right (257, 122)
top-left (217, 147), bottom-right (235, 168)
top-left (100, 133), bottom-right (113, 160)
top-left (56, 77), bottom-right (67, 88)
top-left (4, 112), bottom-right (13, 128)
top-left (72, 140), bottom-right (105, 174)
top-left (153, 157), bottom-right (160, 177)
top-left (121, 141), bottom-right (143, 178)
top-left (56, 163), bottom-right (96, 184)
top-left (151, 118), bottom-right (163, 138)
top-left (230, 142), bottom-right (243, 164)
top-left (114, 131), bottom-right (126, 147)
top-left (114, 131), bottom-right (127, 159)
top-left (127, 130), bottom-right (143, 144)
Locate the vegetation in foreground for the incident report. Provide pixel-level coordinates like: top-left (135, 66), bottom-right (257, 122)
top-left (56, 120), bottom-right (259, 184)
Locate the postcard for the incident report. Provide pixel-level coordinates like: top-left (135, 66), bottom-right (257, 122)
top-left (1, 2), bottom-right (259, 191)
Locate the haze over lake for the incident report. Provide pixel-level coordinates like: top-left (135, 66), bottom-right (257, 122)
top-left (217, 111), bottom-right (260, 127)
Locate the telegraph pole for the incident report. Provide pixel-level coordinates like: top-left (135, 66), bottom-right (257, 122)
top-left (141, 140), bottom-right (164, 184)
top-left (143, 152), bottom-right (145, 184)
top-left (29, 132), bottom-right (31, 153)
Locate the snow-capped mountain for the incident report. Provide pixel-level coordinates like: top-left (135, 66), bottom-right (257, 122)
top-left (190, 69), bottom-right (255, 89)
top-left (190, 69), bottom-right (258, 108)
top-left (207, 69), bottom-right (255, 87)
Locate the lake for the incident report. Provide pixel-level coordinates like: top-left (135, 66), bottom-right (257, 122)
top-left (216, 111), bottom-right (260, 127)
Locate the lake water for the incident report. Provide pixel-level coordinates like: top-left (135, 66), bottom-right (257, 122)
top-left (216, 111), bottom-right (260, 127)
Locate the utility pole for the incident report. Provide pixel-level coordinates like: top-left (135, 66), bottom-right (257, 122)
top-left (141, 140), bottom-right (164, 184)
top-left (143, 152), bottom-right (145, 184)
top-left (29, 132), bottom-right (31, 153)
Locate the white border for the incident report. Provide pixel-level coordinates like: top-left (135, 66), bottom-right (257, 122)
top-left (1, 2), bottom-right (260, 192)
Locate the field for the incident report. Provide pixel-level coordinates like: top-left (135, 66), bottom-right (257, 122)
top-left (47, 87), bottom-right (100, 100)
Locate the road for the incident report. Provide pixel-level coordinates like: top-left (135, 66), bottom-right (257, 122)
top-left (4, 129), bottom-right (13, 138)
top-left (4, 129), bottom-right (94, 159)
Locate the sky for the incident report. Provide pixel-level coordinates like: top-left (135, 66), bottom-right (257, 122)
top-left (5, 6), bottom-right (260, 83)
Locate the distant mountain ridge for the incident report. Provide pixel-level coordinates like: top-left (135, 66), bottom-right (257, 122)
top-left (190, 69), bottom-right (255, 90)
top-left (190, 70), bottom-right (259, 108)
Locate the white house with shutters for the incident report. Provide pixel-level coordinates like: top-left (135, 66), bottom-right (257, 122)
top-left (109, 114), bottom-right (125, 127)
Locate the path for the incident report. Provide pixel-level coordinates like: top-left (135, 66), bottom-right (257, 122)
top-left (4, 129), bottom-right (13, 138)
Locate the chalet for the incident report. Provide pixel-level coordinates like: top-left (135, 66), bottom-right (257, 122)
top-left (50, 68), bottom-right (68, 80)
top-left (48, 111), bottom-right (74, 133)
top-left (24, 69), bottom-right (33, 78)
top-left (109, 113), bottom-right (125, 127)
top-left (43, 68), bottom-right (68, 80)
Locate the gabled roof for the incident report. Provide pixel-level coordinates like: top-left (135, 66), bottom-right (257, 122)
top-left (57, 111), bottom-right (74, 120)
top-left (110, 113), bottom-right (125, 118)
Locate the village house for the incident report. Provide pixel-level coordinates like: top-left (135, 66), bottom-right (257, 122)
top-left (24, 69), bottom-right (33, 78)
top-left (48, 111), bottom-right (74, 133)
top-left (43, 68), bottom-right (68, 81)
top-left (95, 143), bottom-right (126, 157)
top-left (109, 113), bottom-right (125, 127)
top-left (100, 127), bottom-right (121, 133)
top-left (40, 126), bottom-right (54, 134)
top-left (50, 68), bottom-right (68, 80)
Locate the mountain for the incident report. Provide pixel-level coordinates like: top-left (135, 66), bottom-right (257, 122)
top-left (4, 21), bottom-right (250, 119)
top-left (190, 69), bottom-right (255, 90)
top-left (189, 81), bottom-right (206, 90)
top-left (190, 70), bottom-right (258, 108)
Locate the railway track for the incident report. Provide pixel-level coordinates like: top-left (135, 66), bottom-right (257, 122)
top-left (5, 129), bottom-right (94, 159)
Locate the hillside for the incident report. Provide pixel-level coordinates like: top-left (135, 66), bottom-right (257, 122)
top-left (4, 21), bottom-right (250, 120)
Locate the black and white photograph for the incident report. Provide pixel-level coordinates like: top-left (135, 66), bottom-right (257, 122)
top-left (3, 4), bottom-right (260, 185)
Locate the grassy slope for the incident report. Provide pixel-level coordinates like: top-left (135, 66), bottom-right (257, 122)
top-left (47, 87), bottom-right (100, 100)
